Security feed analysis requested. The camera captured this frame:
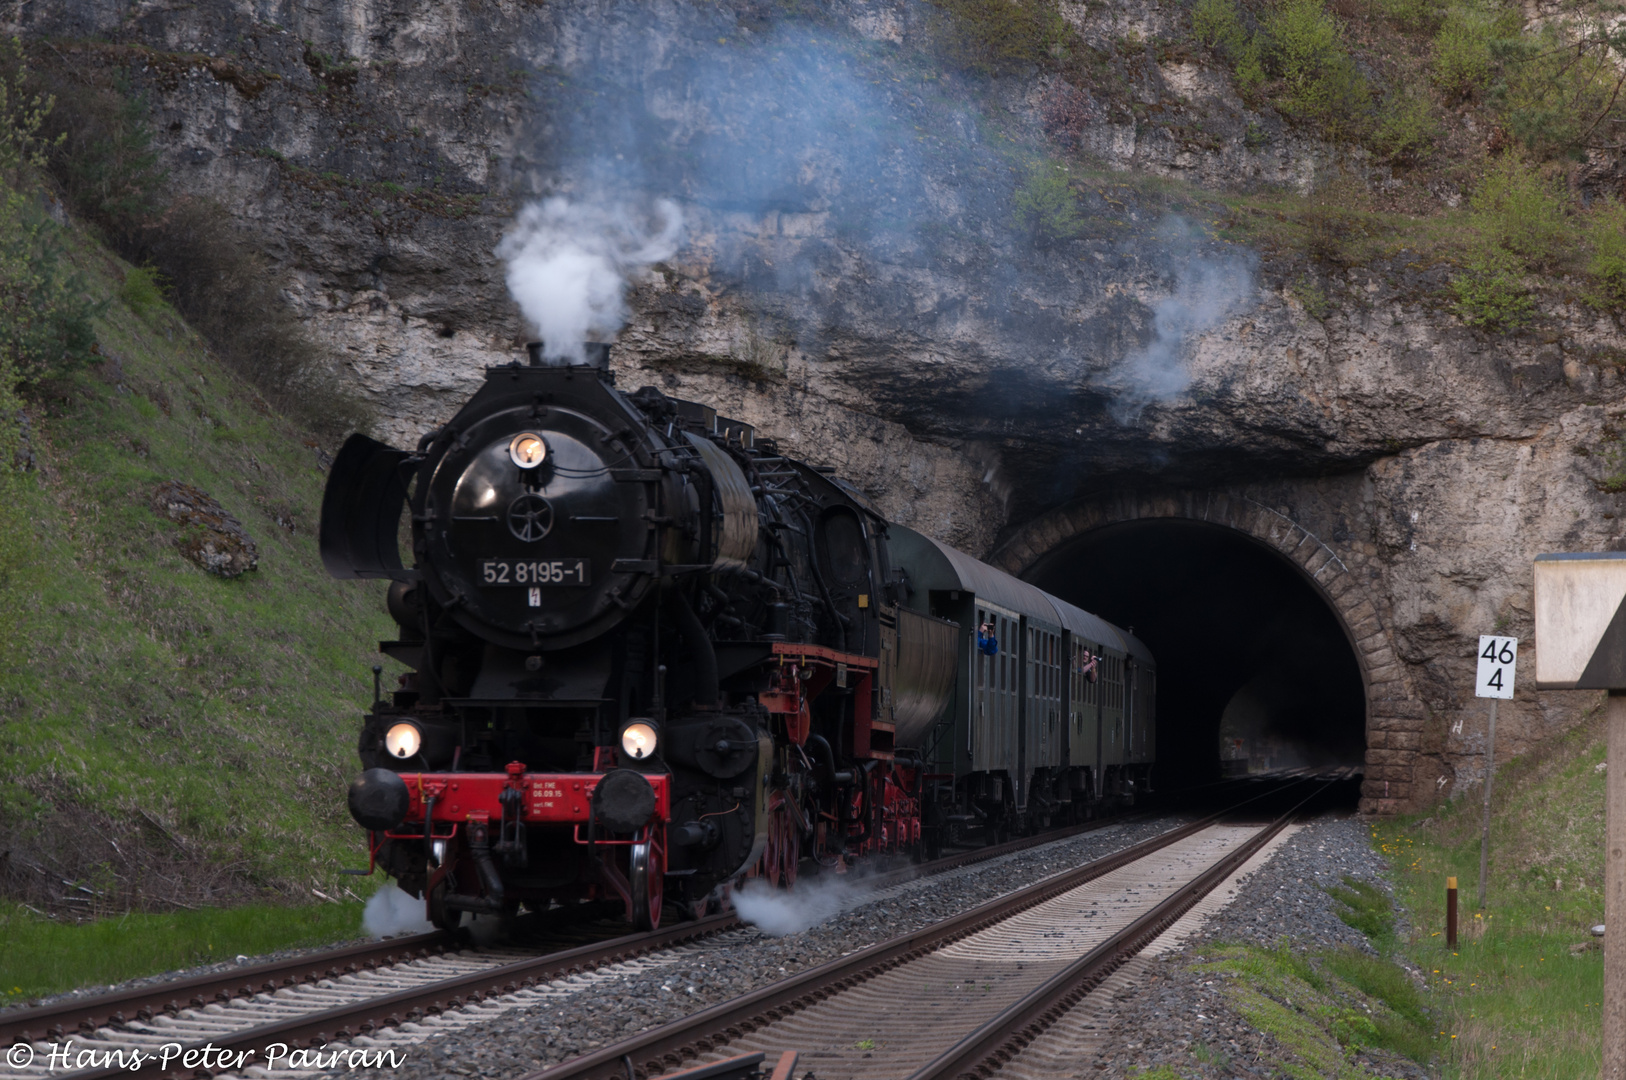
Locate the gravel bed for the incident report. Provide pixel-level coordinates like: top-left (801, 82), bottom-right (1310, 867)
top-left (339, 814), bottom-right (1202, 1079)
top-left (1081, 813), bottom-right (1436, 1080)
top-left (1193, 811), bottom-right (1397, 952)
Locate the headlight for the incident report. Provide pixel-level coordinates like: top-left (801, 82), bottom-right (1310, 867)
top-left (620, 720), bottom-right (658, 760)
top-left (509, 432), bottom-right (548, 469)
top-left (383, 721), bottom-right (422, 760)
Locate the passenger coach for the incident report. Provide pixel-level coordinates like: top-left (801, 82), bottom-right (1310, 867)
top-left (890, 528), bottom-right (1155, 851)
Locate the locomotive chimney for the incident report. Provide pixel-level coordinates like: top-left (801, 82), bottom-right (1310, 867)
top-left (524, 341), bottom-right (612, 369)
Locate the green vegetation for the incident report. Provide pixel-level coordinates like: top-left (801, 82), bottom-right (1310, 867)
top-left (1368, 92), bottom-right (1437, 163)
top-left (1013, 159), bottom-right (1088, 242)
top-left (1586, 199), bottom-right (1626, 307)
top-left (1184, 0), bottom-right (1626, 164)
top-left (1375, 708), bottom-right (1610, 1075)
top-left (0, 38), bottom-right (391, 992)
top-left (913, 0), bottom-right (1626, 334)
top-left (931, 0), bottom-right (1073, 75)
top-left (0, 220), bottom-right (399, 907)
top-left (117, 264), bottom-right (167, 319)
top-left (0, 900), bottom-right (365, 1006)
top-left (1265, 0), bottom-right (1371, 138)
top-left (1430, 6), bottom-right (1504, 101)
top-left (1446, 156), bottom-right (1567, 328)
top-left (0, 42), bottom-right (101, 392)
top-left (1196, 936), bottom-right (1434, 1077)
top-left (1193, 0), bottom-right (1267, 87)
top-left (1327, 876), bottom-right (1397, 940)
top-left (1165, 809), bottom-right (1436, 1074)
top-left (1448, 247), bottom-right (1535, 330)
top-left (1188, 0), bottom-right (1372, 136)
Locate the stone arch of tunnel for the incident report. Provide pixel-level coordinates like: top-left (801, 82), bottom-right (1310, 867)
top-left (990, 491), bottom-right (1423, 814)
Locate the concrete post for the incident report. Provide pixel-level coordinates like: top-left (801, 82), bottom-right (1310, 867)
top-left (1608, 691), bottom-right (1626, 1080)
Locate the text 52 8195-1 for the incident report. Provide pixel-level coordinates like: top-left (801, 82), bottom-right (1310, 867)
top-left (479, 559), bottom-right (591, 587)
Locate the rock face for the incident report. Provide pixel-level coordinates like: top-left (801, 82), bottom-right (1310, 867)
top-left (22, 0), bottom-right (1626, 811)
top-left (152, 481), bottom-right (259, 578)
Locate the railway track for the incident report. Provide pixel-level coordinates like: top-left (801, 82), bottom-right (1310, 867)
top-left (522, 772), bottom-right (1340, 1080)
top-left (1, 803), bottom-right (1195, 1079)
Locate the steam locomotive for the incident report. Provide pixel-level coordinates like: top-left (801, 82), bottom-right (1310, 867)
top-left (322, 344), bottom-right (1154, 930)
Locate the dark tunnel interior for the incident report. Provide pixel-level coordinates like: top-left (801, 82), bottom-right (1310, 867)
top-left (1025, 519), bottom-right (1367, 791)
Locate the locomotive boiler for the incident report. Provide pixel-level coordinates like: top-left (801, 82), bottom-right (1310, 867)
top-left (322, 343), bottom-right (1153, 930)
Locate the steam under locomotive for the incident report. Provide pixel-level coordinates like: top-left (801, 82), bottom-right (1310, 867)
top-left (322, 343), bottom-right (1154, 930)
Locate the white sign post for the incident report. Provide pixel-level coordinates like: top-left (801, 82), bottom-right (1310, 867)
top-left (1474, 635), bottom-right (1517, 911)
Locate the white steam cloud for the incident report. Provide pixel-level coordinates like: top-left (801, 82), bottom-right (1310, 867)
top-left (361, 884), bottom-right (435, 938)
top-left (732, 874), bottom-right (867, 936)
top-left (1109, 218), bottom-right (1256, 421)
top-left (497, 196), bottom-right (684, 364)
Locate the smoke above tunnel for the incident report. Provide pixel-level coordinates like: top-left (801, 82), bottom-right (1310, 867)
top-left (500, 5), bottom-right (1257, 411)
top-left (1108, 219), bottom-right (1258, 422)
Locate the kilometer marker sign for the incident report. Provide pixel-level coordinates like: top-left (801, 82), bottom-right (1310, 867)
top-left (1475, 635), bottom-right (1517, 700)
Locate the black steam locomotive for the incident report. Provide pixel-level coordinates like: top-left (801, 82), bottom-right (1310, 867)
top-left (323, 344), bottom-right (1154, 930)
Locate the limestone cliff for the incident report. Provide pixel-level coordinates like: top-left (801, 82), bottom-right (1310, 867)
top-left (17, 0), bottom-right (1626, 811)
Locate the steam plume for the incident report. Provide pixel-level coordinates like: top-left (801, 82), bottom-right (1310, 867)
top-left (732, 874), bottom-right (866, 936)
top-left (361, 884), bottom-right (435, 938)
top-left (1109, 218), bottom-right (1257, 421)
top-left (507, 8), bottom-right (1259, 417)
top-left (496, 197), bottom-right (683, 364)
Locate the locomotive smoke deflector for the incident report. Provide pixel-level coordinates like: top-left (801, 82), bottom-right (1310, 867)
top-left (319, 433), bottom-right (415, 582)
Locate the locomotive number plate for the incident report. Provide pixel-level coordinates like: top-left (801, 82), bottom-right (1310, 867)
top-left (479, 559), bottom-right (592, 587)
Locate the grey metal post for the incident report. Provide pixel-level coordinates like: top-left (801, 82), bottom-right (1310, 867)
top-left (1478, 698), bottom-right (1497, 910)
top-left (1607, 691), bottom-right (1626, 1080)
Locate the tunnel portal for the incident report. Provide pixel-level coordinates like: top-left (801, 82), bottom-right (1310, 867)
top-left (1023, 518), bottom-right (1368, 791)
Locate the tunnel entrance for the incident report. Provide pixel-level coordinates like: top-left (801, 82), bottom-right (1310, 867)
top-left (1024, 519), bottom-right (1367, 790)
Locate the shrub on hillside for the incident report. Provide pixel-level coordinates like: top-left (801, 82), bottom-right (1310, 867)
top-left (1013, 160), bottom-right (1087, 242)
top-left (1584, 198), bottom-right (1626, 309)
top-left (1373, 0), bottom-right (1445, 33)
top-left (1192, 0), bottom-right (1267, 89)
top-left (1491, 24), bottom-right (1626, 160)
top-left (23, 59), bottom-right (369, 441)
top-left (931, 0), bottom-right (1073, 76)
top-left (1447, 159), bottom-right (1569, 330)
top-left (1467, 156), bottom-right (1569, 266)
top-left (0, 194), bottom-right (103, 388)
top-left (1450, 246), bottom-right (1534, 329)
top-left (119, 264), bottom-right (168, 319)
top-left (36, 71), bottom-right (165, 241)
top-left (1431, 6), bottom-right (1500, 101)
top-left (1264, 0), bottom-right (1371, 139)
top-left (0, 40), bottom-right (101, 391)
top-left (1368, 91), bottom-right (1436, 162)
top-left (1194, 0), bottom-right (1373, 138)
top-left (0, 37), bottom-right (55, 187)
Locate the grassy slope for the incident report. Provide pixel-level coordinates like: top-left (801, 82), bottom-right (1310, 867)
top-left (1379, 707), bottom-right (1608, 1077)
top-left (0, 211), bottom-right (399, 994)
